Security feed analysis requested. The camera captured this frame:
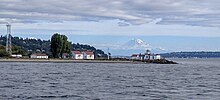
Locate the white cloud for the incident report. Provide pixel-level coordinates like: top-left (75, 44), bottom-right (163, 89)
top-left (0, 0), bottom-right (220, 27)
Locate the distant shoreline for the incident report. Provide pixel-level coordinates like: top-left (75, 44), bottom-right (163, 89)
top-left (0, 58), bottom-right (178, 64)
top-left (0, 58), bottom-right (142, 64)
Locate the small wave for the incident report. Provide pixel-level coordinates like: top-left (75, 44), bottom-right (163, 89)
top-left (47, 72), bottom-right (63, 75)
top-left (7, 95), bottom-right (84, 99)
top-left (0, 85), bottom-right (15, 88)
top-left (36, 95), bottom-right (83, 99)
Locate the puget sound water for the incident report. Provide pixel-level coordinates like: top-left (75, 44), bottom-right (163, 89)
top-left (0, 59), bottom-right (220, 100)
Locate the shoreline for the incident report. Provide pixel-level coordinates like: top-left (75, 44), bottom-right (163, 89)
top-left (0, 58), bottom-right (178, 64)
top-left (0, 58), bottom-right (143, 64)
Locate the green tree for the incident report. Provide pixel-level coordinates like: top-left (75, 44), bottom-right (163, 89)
top-left (61, 35), bottom-right (71, 54)
top-left (51, 33), bottom-right (71, 58)
top-left (0, 45), bottom-right (10, 57)
top-left (11, 46), bottom-right (26, 55)
top-left (51, 33), bottom-right (62, 58)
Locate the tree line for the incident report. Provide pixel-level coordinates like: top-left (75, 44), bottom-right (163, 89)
top-left (161, 52), bottom-right (220, 58)
top-left (0, 33), bottom-right (107, 58)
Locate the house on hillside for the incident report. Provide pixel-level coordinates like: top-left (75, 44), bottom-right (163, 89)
top-left (83, 51), bottom-right (94, 59)
top-left (30, 53), bottom-right (48, 59)
top-left (71, 51), bottom-right (83, 59)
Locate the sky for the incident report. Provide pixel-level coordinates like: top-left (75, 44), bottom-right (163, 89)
top-left (0, 0), bottom-right (220, 54)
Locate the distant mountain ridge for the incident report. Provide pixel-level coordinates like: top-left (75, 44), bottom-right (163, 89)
top-left (161, 52), bottom-right (220, 58)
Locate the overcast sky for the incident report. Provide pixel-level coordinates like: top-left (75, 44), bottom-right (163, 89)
top-left (0, 0), bottom-right (220, 52)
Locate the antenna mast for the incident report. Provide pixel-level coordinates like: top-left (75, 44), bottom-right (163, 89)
top-left (6, 24), bottom-right (12, 55)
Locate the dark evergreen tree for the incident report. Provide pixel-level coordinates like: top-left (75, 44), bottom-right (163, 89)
top-left (51, 33), bottom-right (63, 58)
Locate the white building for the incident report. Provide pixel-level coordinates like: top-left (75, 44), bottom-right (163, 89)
top-left (83, 51), bottom-right (94, 59)
top-left (144, 54), bottom-right (154, 60)
top-left (11, 54), bottom-right (22, 58)
top-left (30, 54), bottom-right (48, 59)
top-left (155, 54), bottom-right (162, 60)
top-left (131, 54), bottom-right (140, 60)
top-left (62, 53), bottom-right (69, 59)
top-left (131, 54), bottom-right (162, 60)
top-left (71, 51), bottom-right (83, 59)
top-left (145, 54), bottom-right (162, 60)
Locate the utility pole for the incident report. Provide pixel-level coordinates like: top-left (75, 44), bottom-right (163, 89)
top-left (6, 24), bottom-right (12, 55)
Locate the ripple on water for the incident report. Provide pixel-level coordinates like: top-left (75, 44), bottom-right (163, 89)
top-left (0, 59), bottom-right (220, 99)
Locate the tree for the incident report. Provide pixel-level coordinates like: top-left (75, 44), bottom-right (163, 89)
top-left (51, 33), bottom-right (62, 58)
top-left (51, 33), bottom-right (71, 58)
top-left (0, 45), bottom-right (10, 57)
top-left (61, 35), bottom-right (71, 55)
top-left (12, 46), bottom-right (25, 55)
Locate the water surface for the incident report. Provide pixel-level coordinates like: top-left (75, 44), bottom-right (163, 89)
top-left (0, 59), bottom-right (220, 100)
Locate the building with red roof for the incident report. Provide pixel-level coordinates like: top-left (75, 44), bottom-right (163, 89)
top-left (83, 51), bottom-right (94, 59)
top-left (62, 53), bottom-right (70, 59)
top-left (71, 51), bottom-right (83, 59)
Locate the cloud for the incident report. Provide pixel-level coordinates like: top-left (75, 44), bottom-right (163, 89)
top-left (0, 0), bottom-right (220, 27)
top-left (118, 22), bottom-right (130, 26)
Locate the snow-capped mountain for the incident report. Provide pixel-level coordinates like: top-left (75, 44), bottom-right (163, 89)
top-left (108, 39), bottom-right (171, 56)
top-left (122, 39), bottom-right (151, 50)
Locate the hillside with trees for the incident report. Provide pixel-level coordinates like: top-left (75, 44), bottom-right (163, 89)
top-left (0, 34), bottom-right (107, 58)
top-left (161, 52), bottom-right (220, 58)
top-left (72, 43), bottom-right (107, 58)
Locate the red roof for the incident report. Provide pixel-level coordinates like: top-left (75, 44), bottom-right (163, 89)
top-left (31, 53), bottom-right (48, 56)
top-left (71, 51), bottom-right (82, 54)
top-left (83, 51), bottom-right (94, 55)
top-left (63, 53), bottom-right (69, 56)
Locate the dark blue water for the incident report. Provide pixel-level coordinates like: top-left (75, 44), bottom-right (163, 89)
top-left (0, 59), bottom-right (220, 100)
